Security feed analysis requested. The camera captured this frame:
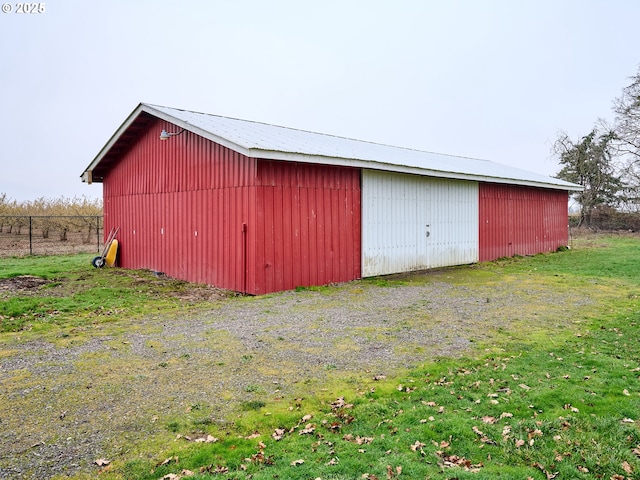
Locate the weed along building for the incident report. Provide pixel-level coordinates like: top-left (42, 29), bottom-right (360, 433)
top-left (81, 103), bottom-right (581, 294)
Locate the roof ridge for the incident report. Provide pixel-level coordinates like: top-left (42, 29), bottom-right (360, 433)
top-left (142, 102), bottom-right (491, 163)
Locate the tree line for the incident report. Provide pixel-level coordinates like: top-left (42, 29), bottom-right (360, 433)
top-left (0, 193), bottom-right (103, 241)
top-left (555, 65), bottom-right (640, 230)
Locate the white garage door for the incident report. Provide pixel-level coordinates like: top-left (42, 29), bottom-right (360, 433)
top-left (362, 170), bottom-right (479, 277)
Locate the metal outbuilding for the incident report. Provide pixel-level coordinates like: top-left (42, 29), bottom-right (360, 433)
top-left (81, 103), bottom-right (581, 294)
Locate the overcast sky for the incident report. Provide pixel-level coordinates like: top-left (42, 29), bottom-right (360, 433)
top-left (1, 0), bottom-right (639, 202)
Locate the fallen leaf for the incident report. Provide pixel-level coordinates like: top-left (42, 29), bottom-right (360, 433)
top-left (98, 464), bottom-right (112, 474)
top-left (622, 460), bottom-right (633, 474)
top-left (435, 451), bottom-right (483, 472)
top-left (623, 389), bottom-right (631, 396)
top-left (533, 462), bottom-right (559, 479)
top-left (410, 440), bottom-right (426, 452)
top-left (482, 416), bottom-right (497, 424)
top-left (157, 456), bottom-right (178, 467)
top-left (386, 465), bottom-right (394, 479)
top-left (527, 428), bottom-right (543, 439)
top-left (519, 384), bottom-right (531, 391)
top-left (328, 421), bottom-right (342, 431)
top-left (272, 428), bottom-right (285, 441)
top-left (355, 436), bottom-right (373, 445)
top-left (194, 434), bottom-right (219, 443)
top-left (94, 458), bottom-right (110, 467)
top-left (386, 464), bottom-right (402, 478)
top-left (299, 423), bottom-right (316, 435)
top-left (472, 426), bottom-right (495, 444)
top-left (331, 397), bottom-right (353, 410)
top-left (291, 459), bottom-right (305, 466)
top-left (245, 431), bottom-right (260, 439)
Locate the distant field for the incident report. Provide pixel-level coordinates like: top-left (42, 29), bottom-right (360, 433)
top-left (0, 228), bottom-right (102, 257)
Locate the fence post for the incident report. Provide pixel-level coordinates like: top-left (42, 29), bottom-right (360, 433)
top-left (97, 216), bottom-right (100, 252)
top-left (29, 216), bottom-right (33, 255)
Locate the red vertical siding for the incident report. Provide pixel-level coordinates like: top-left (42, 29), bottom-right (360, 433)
top-left (251, 160), bottom-right (361, 295)
top-left (102, 117), bottom-right (361, 294)
top-left (479, 183), bottom-right (568, 262)
top-left (103, 118), bottom-right (255, 292)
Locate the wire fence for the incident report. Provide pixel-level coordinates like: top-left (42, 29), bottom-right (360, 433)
top-left (0, 215), bottom-right (103, 257)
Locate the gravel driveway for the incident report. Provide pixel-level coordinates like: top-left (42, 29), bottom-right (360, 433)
top-left (0, 269), bottom-right (585, 479)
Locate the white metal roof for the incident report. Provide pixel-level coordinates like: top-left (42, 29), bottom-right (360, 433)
top-left (82, 102), bottom-right (582, 191)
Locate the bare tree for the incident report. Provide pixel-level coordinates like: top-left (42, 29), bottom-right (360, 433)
top-left (613, 66), bottom-right (640, 160)
top-left (613, 66), bottom-right (640, 212)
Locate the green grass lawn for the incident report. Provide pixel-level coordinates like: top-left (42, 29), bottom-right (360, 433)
top-left (1, 234), bottom-right (639, 479)
top-left (0, 255), bottom-right (229, 337)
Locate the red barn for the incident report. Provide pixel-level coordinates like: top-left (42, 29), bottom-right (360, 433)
top-left (81, 103), bottom-right (580, 294)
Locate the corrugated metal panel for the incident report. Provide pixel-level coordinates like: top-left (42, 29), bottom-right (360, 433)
top-left (250, 160), bottom-right (361, 294)
top-left (103, 121), bottom-right (360, 294)
top-left (84, 103), bottom-right (582, 192)
top-left (362, 170), bottom-right (479, 277)
top-left (103, 118), bottom-right (255, 293)
top-left (105, 188), bottom-right (252, 290)
top-left (478, 183), bottom-right (569, 261)
top-left (142, 104), bottom-right (579, 190)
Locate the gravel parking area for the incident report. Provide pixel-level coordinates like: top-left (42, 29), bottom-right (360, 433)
top-left (0, 270), bottom-right (585, 479)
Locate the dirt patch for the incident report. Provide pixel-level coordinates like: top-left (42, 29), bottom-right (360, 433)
top-left (0, 275), bottom-right (50, 292)
top-left (124, 271), bottom-right (231, 303)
